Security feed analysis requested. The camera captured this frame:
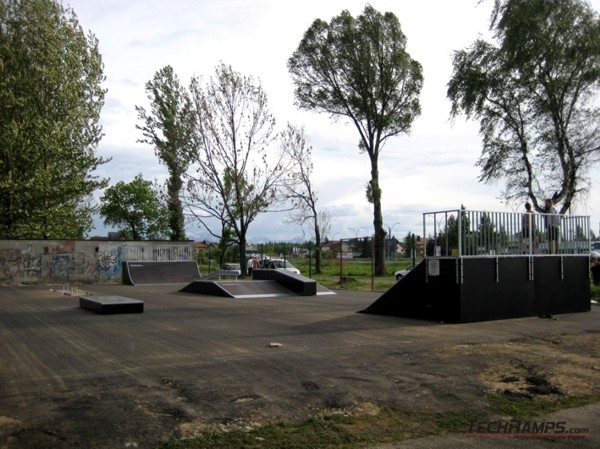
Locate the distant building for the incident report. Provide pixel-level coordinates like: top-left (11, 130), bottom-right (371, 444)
top-left (192, 240), bottom-right (217, 258)
top-left (89, 231), bottom-right (125, 241)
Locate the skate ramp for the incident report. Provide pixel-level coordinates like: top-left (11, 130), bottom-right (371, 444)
top-left (80, 295), bottom-right (144, 314)
top-left (361, 256), bottom-right (590, 323)
top-left (180, 279), bottom-right (296, 298)
top-left (180, 269), bottom-right (335, 298)
top-left (123, 261), bottom-right (200, 285)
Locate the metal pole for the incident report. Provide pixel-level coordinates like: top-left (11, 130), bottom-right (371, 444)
top-left (308, 241), bottom-right (312, 278)
top-left (412, 233), bottom-right (416, 267)
top-left (458, 209), bottom-right (462, 257)
top-left (339, 238), bottom-right (343, 287)
top-left (371, 236), bottom-right (375, 291)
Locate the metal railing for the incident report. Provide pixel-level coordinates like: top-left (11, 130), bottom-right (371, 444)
top-left (423, 209), bottom-right (590, 257)
top-left (123, 245), bottom-right (196, 262)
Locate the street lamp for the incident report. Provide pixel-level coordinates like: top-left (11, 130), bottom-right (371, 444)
top-left (348, 227), bottom-right (363, 238)
top-left (385, 222), bottom-right (399, 239)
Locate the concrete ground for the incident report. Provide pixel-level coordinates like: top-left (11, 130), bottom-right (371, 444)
top-left (0, 283), bottom-right (598, 449)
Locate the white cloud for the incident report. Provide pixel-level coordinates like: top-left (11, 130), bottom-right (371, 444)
top-left (66, 0), bottom-right (600, 240)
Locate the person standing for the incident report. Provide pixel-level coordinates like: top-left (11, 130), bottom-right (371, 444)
top-left (247, 256), bottom-right (260, 276)
top-left (544, 198), bottom-right (560, 254)
top-left (521, 202), bottom-right (536, 253)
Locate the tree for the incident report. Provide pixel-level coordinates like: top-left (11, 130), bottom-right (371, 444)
top-left (402, 231), bottom-right (416, 258)
top-left (428, 206), bottom-right (471, 256)
top-left (0, 0), bottom-right (107, 239)
top-left (99, 175), bottom-right (168, 240)
top-left (136, 65), bottom-right (195, 241)
top-left (186, 63), bottom-right (296, 272)
top-left (447, 0), bottom-right (600, 214)
top-left (288, 5), bottom-right (423, 275)
top-left (282, 124), bottom-right (330, 273)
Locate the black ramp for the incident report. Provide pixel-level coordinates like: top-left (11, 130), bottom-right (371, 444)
top-left (180, 279), bottom-right (294, 298)
top-left (215, 280), bottom-right (295, 298)
top-left (180, 280), bottom-right (235, 297)
top-left (252, 269), bottom-right (317, 296)
top-left (180, 270), bottom-right (335, 298)
top-left (359, 260), bottom-right (457, 322)
top-left (123, 261), bottom-right (200, 285)
top-left (361, 256), bottom-right (590, 323)
top-left (80, 295), bottom-right (144, 314)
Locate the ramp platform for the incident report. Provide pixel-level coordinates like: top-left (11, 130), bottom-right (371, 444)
top-left (180, 269), bottom-right (335, 298)
top-left (361, 255), bottom-right (590, 323)
top-left (180, 280), bottom-right (296, 298)
top-left (122, 261), bottom-right (200, 285)
top-left (80, 295), bottom-right (144, 314)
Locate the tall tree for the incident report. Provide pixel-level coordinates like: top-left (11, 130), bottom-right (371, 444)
top-left (402, 231), bottom-right (416, 258)
top-left (136, 65), bottom-right (195, 241)
top-left (282, 124), bottom-right (329, 273)
top-left (288, 5), bottom-right (423, 275)
top-left (99, 175), bottom-right (168, 241)
top-left (448, 0), bottom-right (600, 214)
top-left (186, 63), bottom-right (296, 272)
top-left (0, 0), bottom-right (107, 239)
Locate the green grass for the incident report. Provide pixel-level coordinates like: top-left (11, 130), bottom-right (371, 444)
top-left (292, 258), bottom-right (416, 291)
top-left (197, 258), bottom-right (417, 292)
top-left (486, 394), bottom-right (600, 421)
top-left (157, 409), bottom-right (451, 449)
top-left (157, 392), bottom-right (600, 449)
top-left (591, 282), bottom-right (600, 302)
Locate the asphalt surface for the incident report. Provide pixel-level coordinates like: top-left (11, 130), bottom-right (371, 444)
top-left (0, 283), bottom-right (598, 449)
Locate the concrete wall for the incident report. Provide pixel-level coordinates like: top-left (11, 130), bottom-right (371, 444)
top-left (0, 240), bottom-right (194, 284)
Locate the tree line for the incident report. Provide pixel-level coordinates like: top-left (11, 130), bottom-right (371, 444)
top-left (1, 0), bottom-right (599, 277)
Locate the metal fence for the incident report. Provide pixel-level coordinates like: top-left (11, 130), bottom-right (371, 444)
top-left (423, 209), bottom-right (590, 257)
top-left (123, 245), bottom-right (196, 262)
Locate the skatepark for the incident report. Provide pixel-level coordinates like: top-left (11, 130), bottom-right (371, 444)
top-left (0, 280), bottom-right (598, 449)
top-left (0, 208), bottom-right (599, 448)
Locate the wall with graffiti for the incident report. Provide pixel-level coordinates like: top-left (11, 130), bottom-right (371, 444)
top-left (0, 240), bottom-right (194, 284)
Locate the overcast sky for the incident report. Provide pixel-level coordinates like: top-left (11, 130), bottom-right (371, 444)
top-left (64, 0), bottom-right (600, 242)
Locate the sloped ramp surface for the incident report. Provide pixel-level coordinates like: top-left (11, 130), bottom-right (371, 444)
top-left (123, 261), bottom-right (200, 285)
top-left (315, 283), bottom-right (336, 295)
top-left (360, 261), bottom-right (433, 318)
top-left (180, 269), bottom-right (335, 298)
top-left (180, 279), bottom-right (295, 298)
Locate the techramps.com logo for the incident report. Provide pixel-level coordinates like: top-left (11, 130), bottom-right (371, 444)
top-left (465, 420), bottom-right (590, 438)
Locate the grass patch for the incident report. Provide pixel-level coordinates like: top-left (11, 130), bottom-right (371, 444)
top-left (197, 258), bottom-right (415, 292)
top-left (158, 409), bottom-right (439, 449)
top-left (432, 409), bottom-right (487, 433)
top-left (591, 281), bottom-right (600, 302)
top-left (157, 393), bottom-right (600, 449)
top-left (487, 394), bottom-right (600, 421)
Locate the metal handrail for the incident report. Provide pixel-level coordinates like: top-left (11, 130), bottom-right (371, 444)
top-left (423, 209), bottom-right (590, 257)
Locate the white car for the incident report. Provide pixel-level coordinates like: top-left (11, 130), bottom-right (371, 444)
top-left (263, 258), bottom-right (300, 275)
top-left (394, 268), bottom-right (411, 281)
top-left (220, 263), bottom-right (242, 276)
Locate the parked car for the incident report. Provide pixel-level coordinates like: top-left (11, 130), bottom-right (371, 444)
top-left (394, 267), bottom-right (411, 281)
top-left (263, 258), bottom-right (300, 275)
top-left (219, 263), bottom-right (241, 276)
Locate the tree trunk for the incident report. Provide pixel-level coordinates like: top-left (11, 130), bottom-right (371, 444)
top-left (238, 236), bottom-right (247, 278)
top-left (370, 160), bottom-right (385, 276)
top-left (314, 223), bottom-right (322, 274)
top-left (167, 174), bottom-right (186, 241)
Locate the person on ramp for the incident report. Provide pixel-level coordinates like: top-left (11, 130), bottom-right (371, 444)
top-left (247, 256), bottom-right (260, 276)
top-left (544, 198), bottom-right (560, 254)
top-left (521, 202), bottom-right (537, 253)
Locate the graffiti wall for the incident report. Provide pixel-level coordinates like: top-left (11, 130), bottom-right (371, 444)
top-left (0, 240), bottom-right (194, 284)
